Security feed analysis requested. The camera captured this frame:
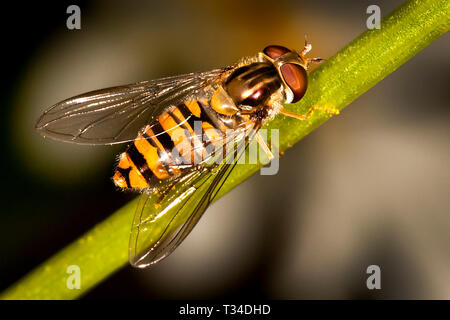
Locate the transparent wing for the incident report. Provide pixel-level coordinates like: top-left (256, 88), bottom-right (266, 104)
top-left (129, 123), bottom-right (259, 267)
top-left (35, 68), bottom-right (229, 145)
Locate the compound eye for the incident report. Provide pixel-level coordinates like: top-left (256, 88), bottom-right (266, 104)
top-left (280, 63), bottom-right (308, 103)
top-left (263, 45), bottom-right (291, 59)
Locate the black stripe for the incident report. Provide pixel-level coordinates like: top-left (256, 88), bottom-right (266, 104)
top-left (178, 103), bottom-right (193, 120)
top-left (168, 110), bottom-right (203, 162)
top-left (248, 72), bottom-right (279, 88)
top-left (158, 148), bottom-right (173, 174)
top-left (168, 110), bottom-right (191, 132)
top-left (117, 167), bottom-right (131, 187)
top-left (241, 64), bottom-right (274, 81)
top-left (127, 143), bottom-right (156, 182)
top-left (179, 103), bottom-right (215, 150)
top-left (197, 121), bottom-right (213, 148)
top-left (181, 105), bottom-right (204, 136)
top-left (225, 63), bottom-right (271, 84)
top-left (142, 132), bottom-right (173, 176)
top-left (198, 100), bottom-right (231, 131)
top-left (225, 65), bottom-right (250, 84)
top-left (150, 122), bottom-right (175, 152)
top-left (185, 115), bottom-right (198, 133)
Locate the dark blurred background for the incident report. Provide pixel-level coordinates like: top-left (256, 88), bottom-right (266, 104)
top-left (0, 0), bottom-right (449, 299)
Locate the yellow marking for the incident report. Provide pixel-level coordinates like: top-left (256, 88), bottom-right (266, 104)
top-left (117, 153), bottom-right (131, 169)
top-left (185, 101), bottom-right (201, 118)
top-left (210, 86), bottom-right (239, 116)
top-left (198, 99), bottom-right (229, 134)
top-left (144, 126), bottom-right (171, 152)
top-left (171, 107), bottom-right (207, 161)
top-left (113, 171), bottom-right (127, 189)
top-left (128, 168), bottom-right (148, 188)
top-left (159, 113), bottom-right (184, 144)
top-left (159, 111), bottom-right (194, 164)
top-left (144, 125), bottom-right (181, 176)
top-left (123, 152), bottom-right (148, 189)
top-left (134, 134), bottom-right (170, 180)
top-left (202, 121), bottom-right (223, 147)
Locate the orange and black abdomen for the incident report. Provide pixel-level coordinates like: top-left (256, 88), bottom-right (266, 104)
top-left (113, 62), bottom-right (283, 190)
top-left (113, 100), bottom-right (223, 189)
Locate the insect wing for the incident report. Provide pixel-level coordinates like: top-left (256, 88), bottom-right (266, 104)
top-left (36, 69), bottom-right (227, 145)
top-left (129, 126), bottom-right (258, 267)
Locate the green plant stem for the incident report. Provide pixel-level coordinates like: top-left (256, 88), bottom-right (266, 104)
top-left (2, 0), bottom-right (448, 300)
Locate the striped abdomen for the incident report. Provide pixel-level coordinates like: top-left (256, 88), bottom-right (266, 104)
top-left (113, 100), bottom-right (228, 189)
top-left (113, 62), bottom-right (283, 189)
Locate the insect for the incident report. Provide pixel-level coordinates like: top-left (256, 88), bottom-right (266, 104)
top-left (36, 40), bottom-right (338, 268)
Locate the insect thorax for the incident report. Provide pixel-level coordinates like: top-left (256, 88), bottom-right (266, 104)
top-left (223, 62), bottom-right (284, 115)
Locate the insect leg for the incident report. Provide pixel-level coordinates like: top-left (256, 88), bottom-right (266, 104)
top-left (256, 132), bottom-right (274, 161)
top-left (307, 57), bottom-right (326, 64)
top-left (280, 106), bottom-right (339, 120)
top-left (300, 35), bottom-right (325, 67)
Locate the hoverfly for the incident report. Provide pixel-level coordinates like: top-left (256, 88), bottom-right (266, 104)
top-left (36, 40), bottom-right (338, 268)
